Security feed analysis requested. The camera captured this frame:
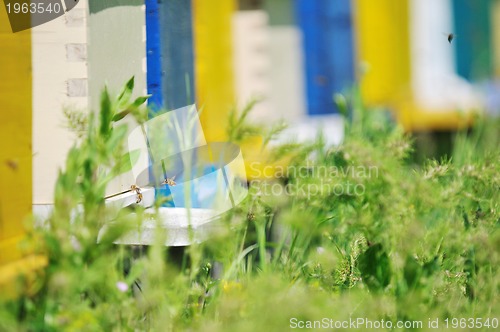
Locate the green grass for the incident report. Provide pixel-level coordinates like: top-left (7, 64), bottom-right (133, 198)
top-left (1, 80), bottom-right (499, 331)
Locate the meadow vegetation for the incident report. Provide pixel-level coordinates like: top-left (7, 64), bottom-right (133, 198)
top-left (1, 79), bottom-right (498, 331)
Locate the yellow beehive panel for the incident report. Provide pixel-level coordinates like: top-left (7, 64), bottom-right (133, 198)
top-left (0, 8), bottom-right (32, 264)
top-left (353, 0), bottom-right (411, 106)
top-left (193, 0), bottom-right (236, 141)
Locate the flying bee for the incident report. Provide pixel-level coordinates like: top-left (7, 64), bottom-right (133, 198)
top-left (446, 33), bottom-right (456, 44)
top-left (130, 184), bottom-right (143, 203)
top-left (162, 176), bottom-right (177, 187)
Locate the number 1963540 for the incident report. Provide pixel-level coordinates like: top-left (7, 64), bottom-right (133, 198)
top-left (6, 1), bottom-right (62, 14)
top-left (443, 318), bottom-right (499, 329)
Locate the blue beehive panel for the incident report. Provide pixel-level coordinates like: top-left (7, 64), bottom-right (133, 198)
top-left (295, 0), bottom-right (354, 115)
top-left (160, 0), bottom-right (196, 111)
top-left (146, 0), bottom-right (163, 110)
top-left (145, 0), bottom-right (171, 204)
top-left (452, 0), bottom-right (493, 81)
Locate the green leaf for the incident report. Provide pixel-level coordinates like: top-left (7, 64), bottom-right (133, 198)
top-left (105, 125), bottom-right (128, 153)
top-left (116, 149), bottom-right (141, 175)
top-left (132, 95), bottom-right (151, 107)
top-left (112, 109), bottom-right (131, 122)
top-left (117, 76), bottom-right (135, 106)
top-left (100, 86), bottom-right (112, 137)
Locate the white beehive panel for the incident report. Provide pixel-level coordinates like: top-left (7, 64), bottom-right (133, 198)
top-left (268, 26), bottom-right (306, 122)
top-left (87, 3), bottom-right (147, 197)
top-left (409, 0), bottom-right (481, 111)
top-left (32, 0), bottom-right (89, 204)
top-left (232, 10), bottom-right (272, 121)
